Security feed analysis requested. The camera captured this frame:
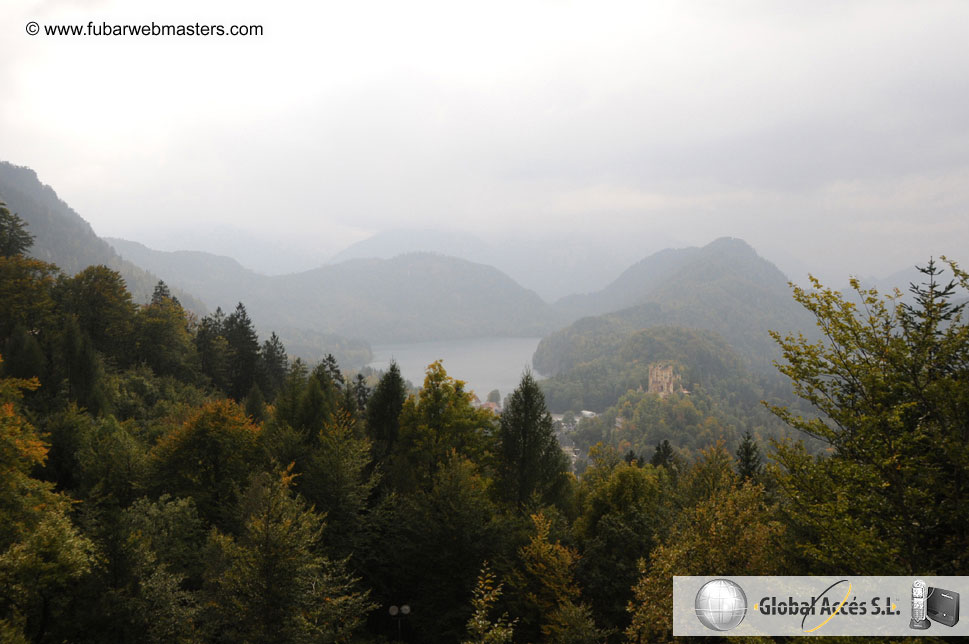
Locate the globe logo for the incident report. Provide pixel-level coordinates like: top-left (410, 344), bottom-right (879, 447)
top-left (694, 579), bottom-right (748, 631)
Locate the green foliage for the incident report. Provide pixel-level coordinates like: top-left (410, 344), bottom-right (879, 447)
top-left (390, 361), bottom-right (496, 492)
top-left (0, 511), bottom-right (98, 644)
top-left (370, 455), bottom-right (509, 643)
top-left (292, 410), bottom-right (378, 558)
top-left (204, 466), bottom-right (374, 644)
top-left (495, 371), bottom-right (571, 510)
top-left (735, 430), bottom-right (763, 482)
top-left (194, 307), bottom-right (231, 392)
top-left (509, 513), bottom-right (604, 643)
top-left (540, 325), bottom-right (750, 411)
top-left (224, 303), bottom-right (260, 400)
top-left (271, 358), bottom-right (309, 430)
top-left (134, 294), bottom-right (198, 381)
top-left (77, 416), bottom-right (150, 508)
top-left (768, 260), bottom-right (969, 573)
top-left (244, 383), bottom-right (266, 423)
top-left (150, 400), bottom-right (262, 529)
top-left (257, 331), bottom-right (288, 401)
top-left (626, 452), bottom-right (785, 642)
top-left (123, 495), bottom-right (206, 586)
top-left (463, 563), bottom-right (516, 644)
top-left (546, 237), bottom-right (815, 375)
top-left (0, 163), bottom-right (207, 310)
top-left (572, 449), bottom-right (669, 634)
top-left (0, 201), bottom-right (33, 257)
top-left (58, 265), bottom-right (137, 364)
top-left (1, 325), bottom-right (46, 381)
top-left (365, 360), bottom-right (407, 467)
top-left (297, 370), bottom-right (336, 433)
top-left (61, 314), bottom-right (111, 415)
top-left (0, 363), bottom-right (98, 643)
top-left (0, 255), bottom-right (60, 342)
top-left (104, 366), bottom-right (213, 426)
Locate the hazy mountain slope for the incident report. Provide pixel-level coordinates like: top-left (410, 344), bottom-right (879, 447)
top-left (0, 161), bottom-right (206, 312)
top-left (552, 247), bottom-right (702, 319)
top-left (329, 228), bottom-right (682, 301)
top-left (107, 238), bottom-right (269, 307)
top-left (539, 324), bottom-right (752, 412)
top-left (331, 228), bottom-right (492, 265)
top-left (108, 238), bottom-right (559, 344)
top-left (252, 253), bottom-right (559, 343)
top-left (535, 238), bottom-right (816, 375)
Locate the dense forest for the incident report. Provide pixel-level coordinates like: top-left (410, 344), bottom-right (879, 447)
top-left (2, 198), bottom-right (969, 644)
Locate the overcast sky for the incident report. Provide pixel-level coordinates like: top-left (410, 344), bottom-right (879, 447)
top-left (3, 0), bottom-right (968, 283)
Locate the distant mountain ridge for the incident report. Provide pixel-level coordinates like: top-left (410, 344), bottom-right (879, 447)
top-left (0, 161), bottom-right (206, 313)
top-left (110, 238), bottom-right (560, 344)
top-left (329, 227), bottom-right (681, 301)
top-left (106, 238), bottom-right (266, 308)
top-left (535, 237), bottom-right (817, 375)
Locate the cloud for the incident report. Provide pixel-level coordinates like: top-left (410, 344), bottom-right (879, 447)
top-left (1, 0), bottom-right (968, 281)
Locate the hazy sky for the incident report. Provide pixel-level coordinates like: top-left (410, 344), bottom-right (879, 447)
top-left (3, 0), bottom-right (968, 283)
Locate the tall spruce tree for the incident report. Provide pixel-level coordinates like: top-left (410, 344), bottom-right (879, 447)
top-left (257, 332), bottom-right (288, 401)
top-left (205, 467), bottom-right (374, 643)
top-left (365, 361), bottom-right (407, 465)
top-left (223, 303), bottom-right (259, 401)
top-left (495, 371), bottom-right (570, 510)
top-left (196, 307), bottom-right (230, 392)
top-left (735, 430), bottom-right (763, 482)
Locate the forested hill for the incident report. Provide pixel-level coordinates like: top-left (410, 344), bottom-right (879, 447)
top-left (106, 238), bottom-right (266, 306)
top-left (262, 253), bottom-right (558, 342)
top-left (0, 161), bottom-right (206, 313)
top-left (538, 237), bottom-right (816, 374)
top-left (110, 238), bottom-right (560, 344)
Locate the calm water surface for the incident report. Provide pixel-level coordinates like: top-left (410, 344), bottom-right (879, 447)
top-left (368, 337), bottom-right (545, 400)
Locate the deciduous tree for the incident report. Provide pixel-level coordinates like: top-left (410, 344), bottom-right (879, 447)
top-left (767, 259), bottom-right (969, 573)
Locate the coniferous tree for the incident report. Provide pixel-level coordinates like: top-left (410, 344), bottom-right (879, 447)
top-left (273, 359), bottom-right (308, 430)
top-left (204, 467), bottom-right (374, 643)
top-left (1, 326), bottom-right (46, 381)
top-left (244, 383), bottom-right (266, 423)
top-left (323, 353), bottom-right (344, 387)
top-left (495, 371), bottom-right (570, 510)
top-left (340, 380), bottom-right (358, 419)
top-left (352, 373), bottom-right (370, 411)
top-left (195, 308), bottom-right (230, 392)
top-left (365, 361), bottom-right (407, 466)
top-left (297, 373), bottom-right (334, 434)
top-left (0, 202), bottom-right (33, 257)
top-left (150, 281), bottom-right (178, 307)
top-left (61, 316), bottom-right (108, 415)
top-left (223, 303), bottom-right (259, 401)
top-left (257, 332), bottom-right (288, 401)
top-left (735, 430), bottom-right (762, 482)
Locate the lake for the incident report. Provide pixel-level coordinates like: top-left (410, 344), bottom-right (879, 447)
top-left (368, 337), bottom-right (545, 401)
